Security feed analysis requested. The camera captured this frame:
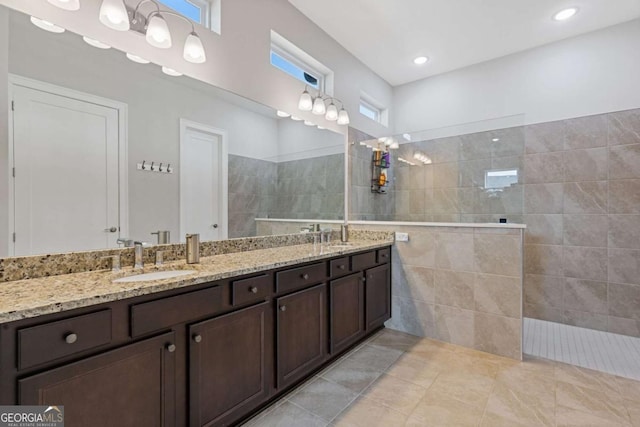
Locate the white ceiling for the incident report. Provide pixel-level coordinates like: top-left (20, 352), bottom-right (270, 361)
top-left (288, 0), bottom-right (640, 86)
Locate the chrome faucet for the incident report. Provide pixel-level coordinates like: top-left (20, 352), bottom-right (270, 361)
top-left (186, 234), bottom-right (200, 264)
top-left (134, 241), bottom-right (145, 270)
top-left (117, 238), bottom-right (135, 247)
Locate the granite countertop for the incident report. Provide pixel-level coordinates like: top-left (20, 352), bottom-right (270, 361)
top-left (0, 240), bottom-right (392, 323)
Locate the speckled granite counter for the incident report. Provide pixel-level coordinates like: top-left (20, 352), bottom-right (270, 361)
top-left (0, 239), bottom-right (392, 323)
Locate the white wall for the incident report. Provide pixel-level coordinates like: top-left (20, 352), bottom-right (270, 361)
top-left (0, 0), bottom-right (393, 138)
top-left (393, 19), bottom-right (640, 133)
top-left (0, 7), bottom-right (8, 256)
top-left (276, 119), bottom-right (344, 162)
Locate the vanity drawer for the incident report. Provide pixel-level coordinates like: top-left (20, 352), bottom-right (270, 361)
top-left (351, 251), bottom-right (377, 271)
top-left (329, 257), bottom-right (350, 277)
top-left (377, 248), bottom-right (391, 264)
top-left (18, 309), bottom-right (112, 370)
top-left (131, 285), bottom-right (223, 337)
top-left (232, 274), bottom-right (271, 306)
top-left (276, 262), bottom-right (326, 294)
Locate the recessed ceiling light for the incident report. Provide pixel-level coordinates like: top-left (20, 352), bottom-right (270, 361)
top-left (30, 16), bottom-right (65, 33)
top-left (553, 7), bottom-right (578, 21)
top-left (83, 36), bottom-right (111, 49)
top-left (492, 138), bottom-right (500, 142)
top-left (126, 53), bottom-right (150, 64)
top-left (276, 110), bottom-right (290, 118)
top-left (162, 66), bottom-right (183, 77)
top-left (413, 56), bottom-right (429, 65)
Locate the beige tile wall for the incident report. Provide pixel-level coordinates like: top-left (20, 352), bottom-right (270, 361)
top-left (351, 224), bottom-right (524, 360)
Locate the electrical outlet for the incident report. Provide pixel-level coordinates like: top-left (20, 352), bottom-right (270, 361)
top-left (395, 232), bottom-right (409, 242)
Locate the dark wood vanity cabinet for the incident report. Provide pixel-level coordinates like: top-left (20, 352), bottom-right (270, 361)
top-left (329, 273), bottom-right (365, 354)
top-left (1, 246), bottom-right (392, 427)
top-left (189, 302), bottom-right (272, 427)
top-left (19, 331), bottom-right (177, 427)
top-left (276, 284), bottom-right (327, 389)
top-left (365, 263), bottom-right (392, 331)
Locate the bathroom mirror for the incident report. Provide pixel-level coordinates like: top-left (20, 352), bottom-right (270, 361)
top-left (0, 6), bottom-right (345, 257)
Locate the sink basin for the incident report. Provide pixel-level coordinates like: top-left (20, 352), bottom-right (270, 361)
top-left (113, 270), bottom-right (197, 283)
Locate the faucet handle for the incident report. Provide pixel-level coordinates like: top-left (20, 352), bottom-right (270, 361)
top-left (100, 255), bottom-right (121, 272)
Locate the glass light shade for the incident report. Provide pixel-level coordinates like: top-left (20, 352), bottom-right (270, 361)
top-left (312, 97), bottom-right (326, 115)
top-left (183, 32), bottom-right (206, 63)
top-left (47, 0), bottom-right (80, 11)
top-left (99, 0), bottom-right (129, 31)
top-left (337, 109), bottom-right (350, 125)
top-left (162, 66), bottom-right (183, 76)
top-left (30, 16), bottom-right (65, 33)
top-left (303, 120), bottom-right (315, 126)
top-left (276, 111), bottom-right (290, 118)
top-left (83, 36), bottom-right (111, 49)
top-left (290, 116), bottom-right (303, 121)
top-left (325, 103), bottom-right (338, 121)
top-left (390, 141), bottom-right (400, 149)
top-left (146, 15), bottom-right (172, 49)
top-left (126, 53), bottom-right (150, 64)
top-left (298, 90), bottom-right (313, 111)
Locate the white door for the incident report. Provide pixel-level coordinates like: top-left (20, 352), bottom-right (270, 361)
top-left (180, 120), bottom-right (228, 242)
top-left (11, 84), bottom-right (121, 256)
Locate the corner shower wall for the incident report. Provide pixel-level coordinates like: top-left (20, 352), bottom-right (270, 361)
top-left (349, 107), bottom-right (640, 338)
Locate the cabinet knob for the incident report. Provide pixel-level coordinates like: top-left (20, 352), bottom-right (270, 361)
top-left (250, 286), bottom-right (258, 294)
top-left (166, 343), bottom-right (176, 353)
top-left (64, 333), bottom-right (78, 344)
top-left (302, 274), bottom-right (309, 280)
top-left (279, 305), bottom-right (287, 312)
top-left (361, 277), bottom-right (366, 283)
top-left (381, 254), bottom-right (388, 258)
top-left (338, 265), bottom-right (345, 270)
top-left (193, 334), bottom-right (202, 343)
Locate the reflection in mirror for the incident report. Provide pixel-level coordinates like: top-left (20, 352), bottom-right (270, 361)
top-left (348, 114), bottom-right (525, 223)
top-left (0, 6), bottom-right (344, 257)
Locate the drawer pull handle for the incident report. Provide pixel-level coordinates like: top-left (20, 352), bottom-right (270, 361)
top-left (64, 333), bottom-right (78, 344)
top-left (302, 274), bottom-right (309, 280)
top-left (381, 254), bottom-right (388, 258)
top-left (250, 286), bottom-right (258, 294)
top-left (166, 343), bottom-right (176, 353)
top-left (193, 334), bottom-right (202, 343)
top-left (338, 265), bottom-right (345, 270)
top-left (279, 305), bottom-right (287, 312)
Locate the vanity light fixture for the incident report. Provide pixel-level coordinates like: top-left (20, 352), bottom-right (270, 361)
top-left (402, 133), bottom-right (412, 141)
top-left (126, 52), bottom-right (150, 63)
top-left (30, 16), bottom-right (65, 33)
top-left (47, 0), bottom-right (80, 11)
top-left (276, 110), bottom-right (291, 118)
top-left (290, 116), bottom-right (304, 121)
top-left (297, 85), bottom-right (351, 125)
top-left (303, 120), bottom-right (315, 126)
top-left (83, 36), bottom-right (111, 49)
top-left (162, 66), bottom-right (183, 76)
top-left (99, 0), bottom-right (130, 31)
top-left (98, 0), bottom-right (207, 63)
top-left (553, 7), bottom-right (578, 21)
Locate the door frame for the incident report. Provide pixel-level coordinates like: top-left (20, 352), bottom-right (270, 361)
top-left (179, 119), bottom-right (228, 241)
top-left (7, 74), bottom-right (129, 256)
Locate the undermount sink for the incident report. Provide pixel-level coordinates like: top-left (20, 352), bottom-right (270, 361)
top-left (113, 270), bottom-right (198, 283)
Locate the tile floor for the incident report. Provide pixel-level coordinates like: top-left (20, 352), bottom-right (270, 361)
top-left (243, 328), bottom-right (640, 427)
top-left (524, 318), bottom-right (640, 381)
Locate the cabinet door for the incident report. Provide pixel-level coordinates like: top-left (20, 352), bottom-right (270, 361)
top-left (276, 284), bottom-right (327, 389)
top-left (330, 273), bottom-right (364, 354)
top-left (19, 332), bottom-right (176, 427)
top-left (189, 302), bottom-right (272, 427)
top-left (365, 264), bottom-right (391, 331)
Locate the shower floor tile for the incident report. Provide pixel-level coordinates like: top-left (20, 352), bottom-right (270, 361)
top-left (524, 317), bottom-right (640, 381)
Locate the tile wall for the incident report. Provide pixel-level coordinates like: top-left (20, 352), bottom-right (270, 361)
top-left (349, 107), bottom-right (640, 338)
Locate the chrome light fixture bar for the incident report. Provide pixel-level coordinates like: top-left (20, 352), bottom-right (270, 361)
top-left (98, 0), bottom-right (207, 64)
top-left (297, 85), bottom-right (350, 126)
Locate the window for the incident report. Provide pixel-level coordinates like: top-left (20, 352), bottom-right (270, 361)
top-left (485, 169), bottom-right (519, 190)
top-left (157, 0), bottom-right (221, 34)
top-left (270, 31), bottom-right (334, 95)
top-left (359, 100), bottom-right (380, 122)
top-left (359, 92), bottom-right (389, 126)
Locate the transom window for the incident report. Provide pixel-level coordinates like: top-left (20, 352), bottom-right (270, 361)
top-left (156, 0), bottom-right (220, 34)
top-left (270, 50), bottom-right (321, 90)
top-left (359, 100), bottom-right (380, 122)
